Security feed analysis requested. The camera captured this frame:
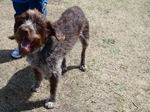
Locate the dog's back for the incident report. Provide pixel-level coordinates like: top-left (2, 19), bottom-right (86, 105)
top-left (53, 6), bottom-right (89, 52)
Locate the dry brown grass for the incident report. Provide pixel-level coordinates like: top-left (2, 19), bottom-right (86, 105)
top-left (0, 0), bottom-right (150, 112)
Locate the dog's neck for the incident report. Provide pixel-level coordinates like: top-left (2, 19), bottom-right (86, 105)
top-left (32, 44), bottom-right (45, 54)
top-left (26, 44), bottom-right (45, 63)
top-left (26, 36), bottom-right (62, 68)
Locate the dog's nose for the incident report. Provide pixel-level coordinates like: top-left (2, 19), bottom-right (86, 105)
top-left (22, 28), bottom-right (29, 35)
top-left (19, 27), bottom-right (29, 35)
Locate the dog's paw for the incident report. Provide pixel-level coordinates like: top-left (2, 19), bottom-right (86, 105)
top-left (31, 84), bottom-right (40, 92)
top-left (79, 65), bottom-right (87, 72)
top-left (45, 101), bottom-right (55, 109)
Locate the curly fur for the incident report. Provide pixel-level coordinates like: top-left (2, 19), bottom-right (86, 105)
top-left (9, 6), bottom-right (89, 109)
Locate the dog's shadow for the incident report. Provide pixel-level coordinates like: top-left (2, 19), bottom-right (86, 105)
top-left (67, 65), bottom-right (79, 71)
top-left (0, 66), bottom-right (46, 112)
top-left (0, 49), bottom-right (14, 64)
top-left (0, 65), bottom-right (80, 112)
top-left (62, 65), bottom-right (80, 75)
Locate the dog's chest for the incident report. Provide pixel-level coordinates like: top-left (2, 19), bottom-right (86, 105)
top-left (26, 51), bottom-right (63, 79)
top-left (26, 53), bottom-right (42, 67)
top-left (26, 52), bottom-right (51, 78)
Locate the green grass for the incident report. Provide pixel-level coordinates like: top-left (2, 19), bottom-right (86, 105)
top-left (103, 39), bottom-right (116, 45)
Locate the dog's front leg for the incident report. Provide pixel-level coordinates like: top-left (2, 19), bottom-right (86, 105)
top-left (45, 74), bottom-right (59, 109)
top-left (31, 68), bottom-right (42, 92)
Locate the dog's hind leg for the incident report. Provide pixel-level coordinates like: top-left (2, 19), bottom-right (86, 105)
top-left (31, 68), bottom-right (42, 92)
top-left (79, 22), bottom-right (89, 71)
top-left (61, 57), bottom-right (67, 74)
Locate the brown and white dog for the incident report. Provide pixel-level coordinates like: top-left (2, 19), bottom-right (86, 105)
top-left (9, 6), bottom-right (89, 109)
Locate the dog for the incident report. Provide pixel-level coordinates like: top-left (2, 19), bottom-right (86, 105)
top-left (9, 6), bottom-right (89, 109)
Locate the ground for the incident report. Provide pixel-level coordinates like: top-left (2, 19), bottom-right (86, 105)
top-left (0, 0), bottom-right (150, 112)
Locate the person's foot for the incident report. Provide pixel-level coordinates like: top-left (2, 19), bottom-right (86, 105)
top-left (11, 48), bottom-right (22, 59)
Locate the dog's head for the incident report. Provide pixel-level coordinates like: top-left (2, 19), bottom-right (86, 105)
top-left (9, 9), bottom-right (65, 56)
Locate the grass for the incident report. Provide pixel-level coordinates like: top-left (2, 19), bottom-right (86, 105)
top-left (0, 0), bottom-right (150, 112)
top-left (103, 39), bottom-right (116, 45)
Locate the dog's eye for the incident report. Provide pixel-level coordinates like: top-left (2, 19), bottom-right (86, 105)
top-left (35, 23), bottom-right (43, 32)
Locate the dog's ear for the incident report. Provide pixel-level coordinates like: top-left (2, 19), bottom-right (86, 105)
top-left (46, 21), bottom-right (56, 36)
top-left (55, 33), bottom-right (65, 41)
top-left (8, 35), bottom-right (15, 40)
top-left (8, 15), bottom-right (25, 40)
top-left (14, 15), bottom-right (26, 33)
top-left (46, 21), bottom-right (65, 41)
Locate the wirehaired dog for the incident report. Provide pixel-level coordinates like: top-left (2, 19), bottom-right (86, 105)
top-left (9, 6), bottom-right (89, 109)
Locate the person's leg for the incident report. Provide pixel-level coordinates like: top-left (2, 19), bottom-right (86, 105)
top-left (12, 2), bottom-right (29, 17)
top-left (29, 0), bottom-right (48, 16)
top-left (11, 2), bottom-right (29, 58)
